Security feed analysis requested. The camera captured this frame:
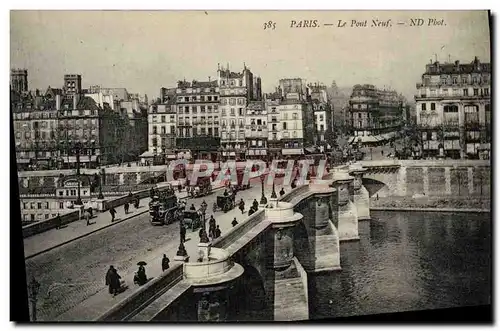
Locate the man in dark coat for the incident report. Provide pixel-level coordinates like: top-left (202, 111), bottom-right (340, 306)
top-left (232, 217), bottom-right (238, 227)
top-left (280, 188), bottom-right (285, 197)
top-left (55, 213), bottom-right (62, 230)
top-left (214, 225), bottom-right (221, 238)
top-left (162, 254), bottom-right (170, 271)
top-left (105, 266), bottom-right (121, 296)
top-left (239, 199), bottom-right (245, 214)
top-left (190, 204), bottom-right (196, 211)
top-left (109, 207), bottom-right (116, 222)
top-left (252, 199), bottom-right (259, 210)
top-left (150, 187), bottom-right (156, 198)
top-left (124, 202), bottom-right (129, 214)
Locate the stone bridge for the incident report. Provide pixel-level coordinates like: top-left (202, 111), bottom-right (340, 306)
top-left (358, 159), bottom-right (491, 198)
top-left (96, 165), bottom-right (372, 322)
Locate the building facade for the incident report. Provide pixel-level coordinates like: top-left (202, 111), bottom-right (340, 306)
top-left (245, 101), bottom-right (268, 159)
top-left (278, 100), bottom-right (307, 157)
top-left (218, 65), bottom-right (259, 160)
top-left (349, 84), bottom-right (404, 145)
top-left (11, 68), bottom-right (28, 94)
top-left (12, 91), bottom-right (59, 170)
top-left (148, 102), bottom-right (177, 160)
top-left (415, 57), bottom-right (491, 159)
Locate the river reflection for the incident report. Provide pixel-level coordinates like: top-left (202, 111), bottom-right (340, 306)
top-left (309, 211), bottom-right (491, 320)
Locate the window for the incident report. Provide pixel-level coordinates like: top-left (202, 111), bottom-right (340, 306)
top-left (421, 103), bottom-right (427, 111)
top-left (161, 126), bottom-right (166, 134)
top-left (200, 106), bottom-right (206, 113)
top-left (472, 77), bottom-right (478, 84)
top-left (452, 77), bottom-right (458, 84)
top-left (283, 122), bottom-right (287, 130)
top-left (283, 113), bottom-right (288, 120)
top-left (320, 124), bottom-right (324, 131)
top-left (463, 89), bottom-right (469, 96)
top-left (152, 126), bottom-right (157, 134)
top-left (293, 113), bottom-right (298, 120)
top-left (239, 108), bottom-right (243, 116)
top-left (230, 108), bottom-right (235, 116)
top-left (45, 202), bottom-right (49, 209)
top-left (358, 113), bottom-right (362, 118)
top-left (293, 122), bottom-right (297, 130)
top-left (230, 99), bottom-right (236, 106)
top-left (430, 103), bottom-right (436, 111)
top-left (214, 128), bottom-right (219, 136)
top-left (22, 202), bottom-right (27, 209)
top-left (207, 96), bottom-right (212, 101)
top-left (473, 88), bottom-right (479, 96)
top-left (59, 202), bottom-right (64, 209)
top-left (319, 115), bottom-right (324, 121)
top-left (161, 115), bottom-right (165, 122)
top-left (152, 137), bottom-right (158, 146)
top-left (238, 99), bottom-right (244, 105)
top-left (45, 214), bottom-right (49, 219)
top-left (222, 99), bottom-right (227, 105)
top-left (462, 76), bottom-right (468, 84)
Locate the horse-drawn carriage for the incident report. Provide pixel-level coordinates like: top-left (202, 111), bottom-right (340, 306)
top-left (187, 176), bottom-right (212, 198)
top-left (149, 185), bottom-right (181, 226)
top-left (212, 194), bottom-right (235, 213)
top-left (183, 210), bottom-right (202, 232)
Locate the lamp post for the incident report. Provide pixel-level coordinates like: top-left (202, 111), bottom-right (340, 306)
top-left (260, 174), bottom-right (267, 205)
top-left (97, 170), bottom-right (104, 200)
top-left (200, 200), bottom-right (209, 243)
top-left (176, 218), bottom-right (188, 257)
top-left (27, 277), bottom-right (40, 321)
top-left (73, 142), bottom-right (83, 206)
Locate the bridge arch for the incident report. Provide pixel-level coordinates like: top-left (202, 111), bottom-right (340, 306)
top-left (362, 177), bottom-right (387, 197)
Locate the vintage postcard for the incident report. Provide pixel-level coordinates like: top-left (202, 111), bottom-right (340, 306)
top-left (10, 10), bottom-right (491, 322)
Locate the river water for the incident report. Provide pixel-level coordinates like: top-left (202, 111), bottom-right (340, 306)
top-left (309, 211), bottom-right (491, 320)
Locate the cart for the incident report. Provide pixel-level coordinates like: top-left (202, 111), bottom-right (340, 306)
top-left (213, 195), bottom-right (235, 213)
top-left (183, 210), bottom-right (202, 232)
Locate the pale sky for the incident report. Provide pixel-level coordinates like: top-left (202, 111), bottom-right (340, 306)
top-left (10, 10), bottom-right (490, 101)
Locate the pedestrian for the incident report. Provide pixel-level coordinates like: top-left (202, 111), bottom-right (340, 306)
top-left (105, 266), bottom-right (121, 297)
top-left (55, 213), bottom-right (62, 230)
top-left (134, 196), bottom-right (140, 209)
top-left (190, 204), bottom-right (196, 211)
top-left (178, 183), bottom-right (182, 193)
top-left (248, 207), bottom-right (255, 216)
top-left (381, 150), bottom-right (384, 156)
top-left (180, 224), bottom-right (186, 243)
top-left (162, 254), bottom-right (170, 272)
top-left (252, 199), bottom-right (259, 210)
top-left (291, 179), bottom-right (297, 189)
top-left (223, 189), bottom-right (229, 197)
top-left (109, 207), bottom-right (116, 222)
top-left (215, 225), bottom-right (221, 238)
top-left (232, 217), bottom-right (238, 227)
top-left (280, 188), bottom-right (285, 197)
top-left (239, 199), bottom-right (245, 214)
top-left (124, 202), bottom-right (129, 214)
top-left (88, 207), bottom-right (93, 218)
top-left (84, 209), bottom-right (91, 226)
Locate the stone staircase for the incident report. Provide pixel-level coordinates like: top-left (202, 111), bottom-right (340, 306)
top-left (273, 278), bottom-right (308, 321)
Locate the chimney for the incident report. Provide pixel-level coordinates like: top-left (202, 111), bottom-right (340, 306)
top-left (56, 94), bottom-right (61, 110)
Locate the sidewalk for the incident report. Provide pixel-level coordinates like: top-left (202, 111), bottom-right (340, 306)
top-left (56, 182), bottom-right (294, 321)
top-left (24, 189), bottom-right (190, 259)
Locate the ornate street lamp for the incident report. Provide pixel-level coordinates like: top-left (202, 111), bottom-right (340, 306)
top-left (176, 219), bottom-right (188, 257)
top-left (97, 171), bottom-right (104, 200)
top-left (27, 277), bottom-right (40, 321)
top-left (199, 200), bottom-right (209, 243)
top-left (73, 142), bottom-right (83, 205)
top-left (260, 173), bottom-right (267, 205)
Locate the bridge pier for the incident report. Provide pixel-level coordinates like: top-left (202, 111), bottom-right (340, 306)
top-left (264, 194), bottom-right (308, 321)
top-left (349, 165), bottom-right (370, 221)
top-left (183, 248), bottom-right (244, 322)
top-left (297, 179), bottom-right (341, 272)
top-left (332, 171), bottom-right (359, 242)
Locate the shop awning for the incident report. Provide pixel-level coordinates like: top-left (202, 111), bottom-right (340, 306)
top-left (282, 148), bottom-right (304, 155)
top-left (64, 155), bottom-right (98, 163)
top-left (140, 151), bottom-right (155, 158)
